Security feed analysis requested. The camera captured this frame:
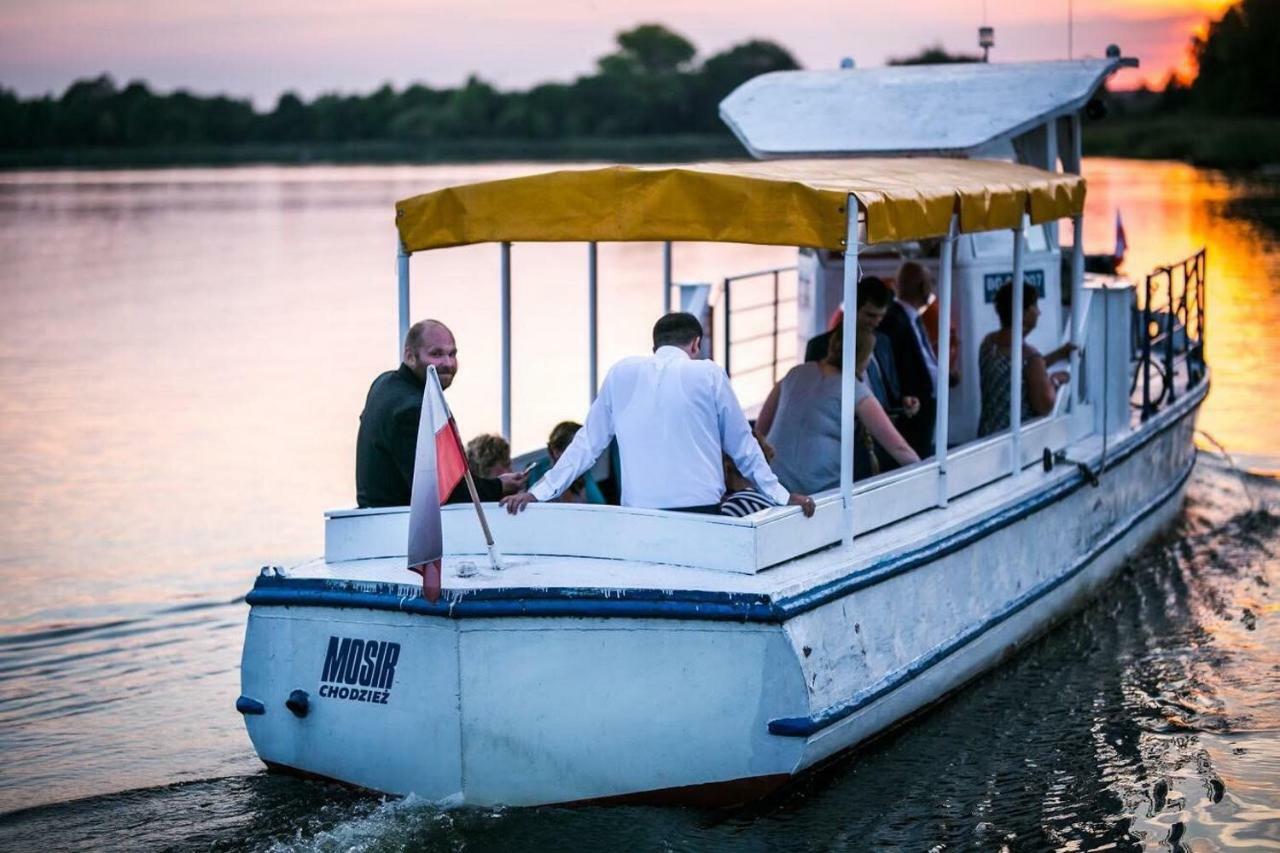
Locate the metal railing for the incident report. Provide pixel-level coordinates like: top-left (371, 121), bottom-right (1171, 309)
top-left (1135, 248), bottom-right (1207, 420)
top-left (722, 265), bottom-right (798, 383)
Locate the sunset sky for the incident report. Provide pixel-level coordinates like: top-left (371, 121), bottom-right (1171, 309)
top-left (0, 0), bottom-right (1234, 106)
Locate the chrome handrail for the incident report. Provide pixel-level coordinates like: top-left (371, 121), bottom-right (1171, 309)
top-left (1138, 248), bottom-right (1207, 419)
top-left (721, 265), bottom-right (798, 383)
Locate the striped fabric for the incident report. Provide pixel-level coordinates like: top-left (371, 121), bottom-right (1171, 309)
top-left (719, 489), bottom-right (775, 517)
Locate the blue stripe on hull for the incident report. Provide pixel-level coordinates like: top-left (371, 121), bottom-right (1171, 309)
top-left (247, 584), bottom-right (778, 622)
top-left (767, 453), bottom-right (1195, 737)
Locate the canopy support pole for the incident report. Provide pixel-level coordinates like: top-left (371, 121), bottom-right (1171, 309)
top-left (397, 242), bottom-right (410, 358)
top-left (588, 242), bottom-right (599, 402)
top-left (500, 241), bottom-right (512, 441)
top-left (839, 198), bottom-right (859, 549)
top-left (1045, 121), bottom-right (1060, 248)
top-left (1069, 221), bottom-right (1084, 409)
top-left (1009, 219), bottom-right (1027, 478)
top-left (1068, 114), bottom-right (1084, 410)
top-left (934, 214), bottom-right (957, 507)
top-left (662, 241), bottom-right (673, 314)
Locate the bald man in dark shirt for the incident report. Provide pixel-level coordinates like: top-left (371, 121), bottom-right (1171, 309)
top-left (355, 319), bottom-right (526, 507)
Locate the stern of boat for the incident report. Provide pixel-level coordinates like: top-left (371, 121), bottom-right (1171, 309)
top-left (239, 580), bottom-right (465, 802)
top-left (238, 564), bottom-right (812, 806)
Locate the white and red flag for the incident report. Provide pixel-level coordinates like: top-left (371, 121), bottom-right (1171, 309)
top-left (1114, 209), bottom-right (1128, 265)
top-left (407, 365), bottom-right (468, 602)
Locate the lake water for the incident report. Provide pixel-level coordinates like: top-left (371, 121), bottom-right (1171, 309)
top-left (0, 159), bottom-right (1277, 851)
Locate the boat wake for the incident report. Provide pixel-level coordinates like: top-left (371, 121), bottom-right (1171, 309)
top-left (265, 794), bottom-right (471, 853)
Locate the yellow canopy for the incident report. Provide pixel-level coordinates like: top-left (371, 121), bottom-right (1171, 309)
top-left (395, 158), bottom-right (1085, 252)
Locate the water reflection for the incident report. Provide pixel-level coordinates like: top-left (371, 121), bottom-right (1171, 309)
top-left (0, 160), bottom-right (1278, 847)
top-left (1081, 159), bottom-right (1280, 465)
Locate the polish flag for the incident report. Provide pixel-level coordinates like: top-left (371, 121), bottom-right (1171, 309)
top-left (1114, 210), bottom-right (1128, 265)
top-left (407, 365), bottom-right (468, 603)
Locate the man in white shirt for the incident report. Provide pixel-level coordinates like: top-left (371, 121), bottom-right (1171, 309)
top-left (500, 313), bottom-right (816, 516)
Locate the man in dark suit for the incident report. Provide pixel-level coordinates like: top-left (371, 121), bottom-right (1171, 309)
top-left (355, 319), bottom-right (526, 508)
top-left (879, 262), bottom-right (939, 457)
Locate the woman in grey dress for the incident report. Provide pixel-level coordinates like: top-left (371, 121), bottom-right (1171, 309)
top-left (757, 325), bottom-right (919, 494)
top-left (977, 282), bottom-right (1075, 437)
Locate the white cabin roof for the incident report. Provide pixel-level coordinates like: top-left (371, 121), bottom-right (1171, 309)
top-left (720, 58), bottom-right (1135, 159)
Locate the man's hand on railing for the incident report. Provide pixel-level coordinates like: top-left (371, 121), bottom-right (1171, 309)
top-left (788, 493), bottom-right (816, 518)
top-left (500, 491), bottom-right (539, 514)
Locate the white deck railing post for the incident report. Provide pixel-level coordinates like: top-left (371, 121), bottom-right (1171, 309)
top-left (662, 241), bottom-right (673, 314)
top-left (839, 197), bottom-right (860, 548)
top-left (1068, 114), bottom-right (1085, 409)
top-left (1069, 216), bottom-right (1084, 409)
top-left (588, 242), bottom-right (599, 402)
top-left (397, 242), bottom-right (410, 358)
top-left (1009, 219), bottom-right (1027, 477)
top-left (934, 214), bottom-right (958, 507)
top-left (500, 241), bottom-right (512, 440)
top-left (1045, 120), bottom-right (1059, 249)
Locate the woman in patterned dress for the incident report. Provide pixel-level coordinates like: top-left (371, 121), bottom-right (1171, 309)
top-left (977, 281), bottom-right (1075, 437)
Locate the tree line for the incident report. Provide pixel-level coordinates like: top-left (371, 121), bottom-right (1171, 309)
top-left (1155, 0), bottom-right (1278, 116)
top-left (0, 1), bottom-right (1272, 157)
top-left (0, 24), bottom-right (799, 150)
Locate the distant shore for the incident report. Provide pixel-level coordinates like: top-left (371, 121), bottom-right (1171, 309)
top-left (2, 118), bottom-right (1277, 171)
top-left (0, 134), bottom-right (746, 170)
top-left (1083, 115), bottom-right (1280, 170)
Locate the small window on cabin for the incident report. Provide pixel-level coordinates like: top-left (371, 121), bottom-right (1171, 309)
top-left (970, 225), bottom-right (1050, 258)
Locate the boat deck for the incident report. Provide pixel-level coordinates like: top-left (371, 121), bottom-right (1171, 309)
top-left (275, 419), bottom-right (1163, 610)
top-left (260, 348), bottom-right (1204, 621)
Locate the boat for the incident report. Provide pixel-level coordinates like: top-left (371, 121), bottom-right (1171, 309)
top-left (237, 55), bottom-right (1209, 806)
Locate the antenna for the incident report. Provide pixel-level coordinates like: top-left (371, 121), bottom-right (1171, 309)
top-left (978, 26), bottom-right (995, 62)
top-left (1068, 0), bottom-right (1074, 59)
top-left (978, 0), bottom-right (994, 62)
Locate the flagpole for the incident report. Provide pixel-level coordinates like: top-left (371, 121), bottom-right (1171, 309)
top-left (429, 367), bottom-right (506, 572)
top-left (460, 452), bottom-right (505, 571)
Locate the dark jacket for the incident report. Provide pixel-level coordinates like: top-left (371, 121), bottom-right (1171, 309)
top-left (879, 302), bottom-right (937, 456)
top-left (355, 364), bottom-right (502, 507)
top-left (879, 302), bottom-right (935, 401)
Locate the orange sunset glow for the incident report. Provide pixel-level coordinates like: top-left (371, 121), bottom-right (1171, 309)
top-left (0, 0), bottom-right (1236, 101)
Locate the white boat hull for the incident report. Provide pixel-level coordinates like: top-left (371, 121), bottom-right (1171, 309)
top-left (239, 388), bottom-right (1201, 806)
